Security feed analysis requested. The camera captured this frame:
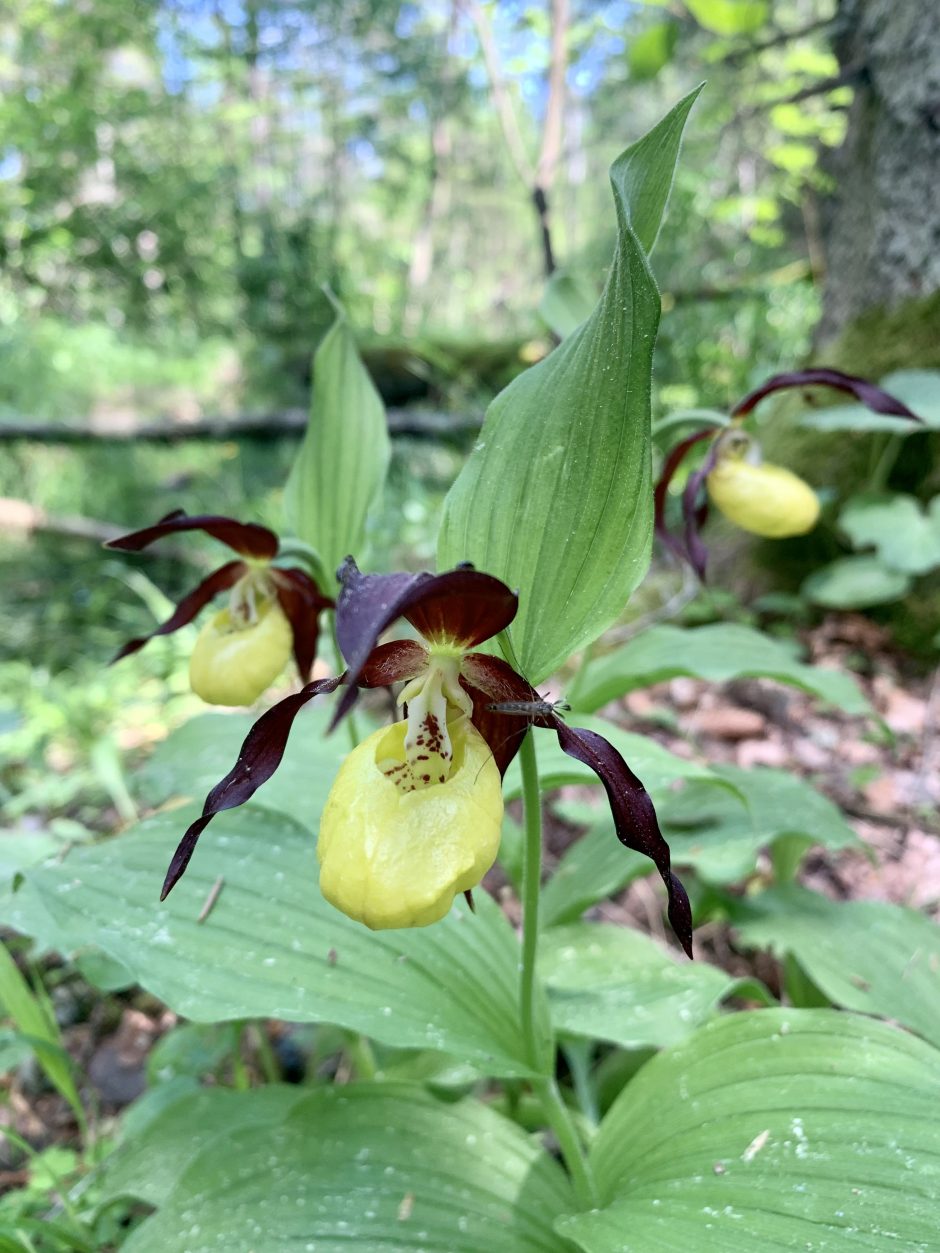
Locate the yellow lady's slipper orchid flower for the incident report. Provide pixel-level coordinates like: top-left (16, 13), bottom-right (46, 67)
top-left (159, 559), bottom-right (694, 959)
top-left (106, 510), bottom-right (332, 705)
top-left (655, 367), bottom-right (920, 578)
top-left (189, 597), bottom-right (293, 706)
top-left (318, 716), bottom-right (503, 929)
top-left (706, 454), bottom-right (820, 538)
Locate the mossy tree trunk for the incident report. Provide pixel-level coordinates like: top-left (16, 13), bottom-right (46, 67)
top-left (817, 0), bottom-right (940, 367)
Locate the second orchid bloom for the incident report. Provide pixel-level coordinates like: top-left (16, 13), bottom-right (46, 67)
top-left (107, 511), bottom-right (333, 705)
top-left (158, 557), bottom-right (693, 956)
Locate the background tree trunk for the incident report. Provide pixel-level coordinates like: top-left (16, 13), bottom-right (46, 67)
top-left (817, 0), bottom-right (940, 360)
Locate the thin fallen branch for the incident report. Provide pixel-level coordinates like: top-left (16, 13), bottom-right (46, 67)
top-left (0, 498), bottom-right (202, 562)
top-left (718, 15), bottom-right (836, 67)
top-left (0, 498), bottom-right (127, 545)
top-left (0, 407), bottom-right (483, 444)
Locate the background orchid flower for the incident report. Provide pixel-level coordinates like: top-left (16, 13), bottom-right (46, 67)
top-left (106, 510), bottom-right (333, 705)
top-left (157, 557), bottom-right (692, 955)
top-left (655, 368), bottom-right (922, 579)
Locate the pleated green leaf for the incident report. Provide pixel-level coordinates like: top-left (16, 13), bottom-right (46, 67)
top-left (559, 1010), bottom-right (940, 1251)
top-left (285, 302), bottom-right (390, 590)
top-left (120, 1085), bottom-right (575, 1253)
top-left (1, 806), bottom-right (543, 1076)
top-left (574, 622), bottom-right (869, 715)
top-left (99, 1086), bottom-right (308, 1210)
top-left (541, 925), bottom-right (764, 1050)
top-left (734, 886), bottom-right (940, 1048)
top-left (659, 765), bottom-right (861, 885)
top-left (134, 704), bottom-right (345, 832)
top-left (438, 89), bottom-right (701, 684)
top-left (502, 714), bottom-right (727, 802)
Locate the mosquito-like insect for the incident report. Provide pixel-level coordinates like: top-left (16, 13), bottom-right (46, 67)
top-left (471, 697), bottom-right (572, 784)
top-left (485, 697), bottom-right (571, 720)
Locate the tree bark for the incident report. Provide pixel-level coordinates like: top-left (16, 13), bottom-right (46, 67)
top-left (818, 0), bottom-right (940, 346)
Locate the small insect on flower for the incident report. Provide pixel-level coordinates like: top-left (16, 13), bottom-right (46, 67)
top-left (485, 697), bottom-right (571, 719)
top-left (161, 558), bottom-right (693, 954)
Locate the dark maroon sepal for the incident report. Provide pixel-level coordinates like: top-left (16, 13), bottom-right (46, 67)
top-left (731, 368), bottom-right (921, 421)
top-left (459, 652), bottom-right (545, 775)
top-left (271, 567), bottom-right (334, 683)
top-left (110, 560), bottom-right (246, 665)
top-left (106, 509), bottom-right (280, 560)
top-left (680, 439), bottom-right (721, 581)
top-left (331, 558), bottom-right (517, 728)
top-left (358, 640), bottom-right (429, 688)
top-left (654, 427), bottom-right (717, 568)
top-left (160, 674), bottom-right (343, 899)
top-left (553, 722), bottom-right (693, 958)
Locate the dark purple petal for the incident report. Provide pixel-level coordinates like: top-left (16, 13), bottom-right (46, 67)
top-left (403, 571), bottom-right (518, 650)
top-left (731, 368), bottom-right (922, 421)
top-left (160, 674), bottom-right (343, 899)
top-left (680, 439), bottom-right (721, 581)
top-left (110, 561), bottom-right (247, 664)
top-left (331, 558), bottom-right (517, 728)
top-left (106, 510), bottom-right (280, 560)
top-left (654, 427), bottom-right (718, 568)
top-left (358, 639), bottom-right (429, 688)
top-left (459, 652), bottom-right (545, 775)
top-left (271, 567), bottom-right (334, 683)
top-left (554, 723), bottom-right (693, 958)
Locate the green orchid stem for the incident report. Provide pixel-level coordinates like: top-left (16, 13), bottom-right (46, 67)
top-left (518, 729), bottom-right (597, 1209)
top-left (518, 730), bottom-right (542, 1071)
top-left (532, 1076), bottom-right (598, 1208)
top-left (868, 433), bottom-right (902, 493)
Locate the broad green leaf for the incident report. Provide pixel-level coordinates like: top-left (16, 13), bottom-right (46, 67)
top-left (135, 704), bottom-right (345, 833)
top-left (803, 555), bottom-right (911, 609)
top-left (839, 492), bottom-right (940, 575)
top-left (0, 829), bottom-right (61, 885)
top-left (438, 90), bottom-right (701, 684)
top-left (801, 369), bottom-right (940, 432)
top-left (539, 271), bottom-right (597, 338)
top-left (574, 623), bottom-right (870, 715)
top-left (542, 814), bottom-right (649, 927)
top-left (1, 807), bottom-right (543, 1076)
top-left (122, 1085), bottom-right (575, 1253)
top-left (684, 0), bottom-right (768, 36)
top-left (284, 303), bottom-right (390, 591)
top-left (560, 1010), bottom-right (940, 1251)
top-left (628, 22), bottom-right (678, 81)
top-left (0, 942), bottom-right (81, 1120)
top-left (99, 1085), bottom-right (308, 1210)
top-left (503, 714), bottom-right (726, 803)
top-left (659, 764), bottom-right (861, 885)
top-left (734, 887), bottom-right (940, 1048)
top-left (541, 925), bottom-right (763, 1050)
